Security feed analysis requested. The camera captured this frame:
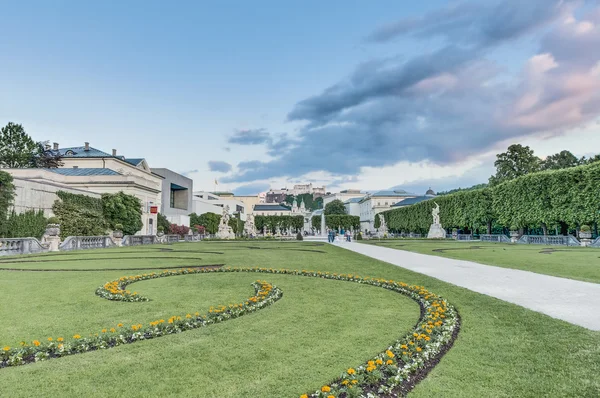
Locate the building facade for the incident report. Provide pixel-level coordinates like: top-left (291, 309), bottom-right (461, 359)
top-left (192, 191), bottom-right (247, 220)
top-left (252, 203), bottom-right (292, 216)
top-left (151, 168), bottom-right (193, 227)
top-left (322, 189), bottom-right (365, 207)
top-left (359, 190), bottom-right (418, 233)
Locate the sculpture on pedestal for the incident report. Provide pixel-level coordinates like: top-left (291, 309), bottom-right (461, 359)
top-left (216, 205), bottom-right (235, 239)
top-left (377, 214), bottom-right (388, 237)
top-left (244, 214), bottom-right (257, 237)
top-left (427, 202), bottom-right (446, 239)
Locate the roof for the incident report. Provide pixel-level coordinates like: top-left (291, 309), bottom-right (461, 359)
top-left (344, 197), bottom-right (364, 204)
top-left (371, 189), bottom-right (416, 197)
top-left (253, 204), bottom-right (291, 212)
top-left (124, 158), bottom-right (145, 166)
top-left (48, 168), bottom-right (121, 176)
top-left (58, 146), bottom-right (112, 158)
top-left (391, 196), bottom-right (432, 207)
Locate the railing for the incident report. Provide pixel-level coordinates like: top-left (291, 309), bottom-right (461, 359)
top-left (590, 237), bottom-right (600, 248)
top-left (59, 236), bottom-right (116, 251)
top-left (516, 235), bottom-right (581, 246)
top-left (184, 235), bottom-right (201, 242)
top-left (480, 234), bottom-right (511, 243)
top-left (165, 234), bottom-right (180, 244)
top-left (456, 234), bottom-right (474, 241)
top-left (0, 238), bottom-right (49, 256)
top-left (122, 235), bottom-right (158, 246)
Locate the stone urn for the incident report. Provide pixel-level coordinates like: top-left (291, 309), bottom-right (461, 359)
top-left (578, 225), bottom-right (592, 246)
top-left (46, 224), bottom-right (60, 237)
top-left (112, 230), bottom-right (123, 239)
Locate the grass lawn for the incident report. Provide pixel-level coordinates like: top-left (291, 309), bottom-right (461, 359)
top-left (361, 239), bottom-right (600, 284)
top-left (0, 241), bottom-right (598, 397)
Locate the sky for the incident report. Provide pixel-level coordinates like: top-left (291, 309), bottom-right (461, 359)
top-left (1, 0), bottom-right (600, 196)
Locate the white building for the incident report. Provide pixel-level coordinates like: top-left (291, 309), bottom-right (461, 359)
top-left (192, 191), bottom-right (247, 221)
top-left (359, 190), bottom-right (418, 233)
top-left (344, 197), bottom-right (362, 217)
top-left (252, 203), bottom-right (292, 216)
top-left (151, 168), bottom-right (193, 227)
top-left (322, 189), bottom-right (365, 207)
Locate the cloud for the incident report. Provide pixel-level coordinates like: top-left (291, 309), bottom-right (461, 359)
top-left (224, 0), bottom-right (600, 184)
top-left (228, 128), bottom-right (271, 145)
top-left (179, 169), bottom-right (198, 177)
top-left (207, 160), bottom-right (232, 173)
top-left (232, 182), bottom-right (270, 196)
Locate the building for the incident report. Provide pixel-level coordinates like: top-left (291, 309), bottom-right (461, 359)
top-left (151, 168), bottom-right (193, 227)
top-left (290, 197), bottom-right (313, 231)
top-left (232, 194), bottom-right (265, 215)
top-left (252, 203), bottom-right (292, 216)
top-left (322, 189), bottom-right (365, 207)
top-left (359, 190), bottom-right (418, 232)
top-left (266, 184), bottom-right (327, 203)
top-left (5, 142), bottom-right (162, 235)
top-left (266, 188), bottom-right (288, 203)
top-left (344, 197), bottom-right (363, 217)
top-left (192, 191), bottom-right (247, 220)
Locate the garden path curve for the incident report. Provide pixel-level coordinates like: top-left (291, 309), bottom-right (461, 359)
top-left (333, 241), bottom-right (600, 331)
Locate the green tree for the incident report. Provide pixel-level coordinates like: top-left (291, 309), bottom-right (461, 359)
top-left (196, 212), bottom-right (221, 234)
top-left (101, 192), bottom-right (143, 235)
top-left (489, 144), bottom-right (541, 186)
top-left (157, 213), bottom-right (171, 232)
top-left (0, 171), bottom-right (16, 236)
top-left (324, 199), bottom-right (347, 215)
top-left (0, 122), bottom-right (38, 168)
top-left (3, 210), bottom-right (47, 239)
top-left (540, 150), bottom-right (580, 171)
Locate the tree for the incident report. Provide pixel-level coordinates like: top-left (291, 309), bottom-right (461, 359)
top-left (0, 171), bottom-right (16, 236)
top-left (0, 122), bottom-right (38, 168)
top-left (196, 212), bottom-right (221, 235)
top-left (157, 213), bottom-right (171, 232)
top-left (585, 154), bottom-right (600, 164)
top-left (101, 192), bottom-right (143, 235)
top-left (324, 199), bottom-right (347, 215)
top-left (540, 150), bottom-right (580, 171)
top-left (489, 144), bottom-right (541, 186)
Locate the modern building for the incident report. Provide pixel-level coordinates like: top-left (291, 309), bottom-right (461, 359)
top-left (359, 190), bottom-right (418, 232)
top-left (252, 203), bottom-right (292, 216)
top-left (5, 142), bottom-right (163, 235)
top-left (322, 189), bottom-right (365, 207)
top-left (151, 168), bottom-right (193, 227)
top-left (192, 191), bottom-right (247, 220)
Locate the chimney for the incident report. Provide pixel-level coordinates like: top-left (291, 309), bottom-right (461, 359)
top-left (112, 149), bottom-right (117, 156)
top-left (84, 142), bottom-right (89, 151)
top-left (53, 142), bottom-right (59, 150)
top-left (44, 143), bottom-right (51, 150)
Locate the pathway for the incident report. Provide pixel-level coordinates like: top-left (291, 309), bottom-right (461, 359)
top-left (332, 241), bottom-right (600, 331)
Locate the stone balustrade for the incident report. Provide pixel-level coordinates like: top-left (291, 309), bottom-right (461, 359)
top-left (59, 236), bottom-right (116, 251)
top-left (516, 235), bottom-right (580, 246)
top-left (122, 235), bottom-right (158, 246)
top-left (480, 234), bottom-right (511, 243)
top-left (0, 238), bottom-right (49, 256)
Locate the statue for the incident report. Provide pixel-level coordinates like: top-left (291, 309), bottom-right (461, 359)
top-left (244, 214), bottom-right (257, 237)
top-left (216, 205), bottom-right (235, 239)
top-left (427, 202), bottom-right (445, 239)
top-left (377, 214), bottom-right (388, 237)
top-left (431, 202), bottom-right (440, 225)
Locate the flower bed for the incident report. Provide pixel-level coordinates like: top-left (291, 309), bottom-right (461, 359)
top-left (1, 267), bottom-right (460, 398)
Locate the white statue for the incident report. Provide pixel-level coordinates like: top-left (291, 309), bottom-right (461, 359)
top-left (244, 214), bottom-right (257, 237)
top-left (431, 202), bottom-right (440, 225)
top-left (216, 205), bottom-right (235, 239)
top-left (377, 213), bottom-right (388, 237)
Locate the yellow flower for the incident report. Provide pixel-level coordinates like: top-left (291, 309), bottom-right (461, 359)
top-left (386, 350), bottom-right (395, 358)
top-left (321, 386), bottom-right (331, 393)
top-left (57, 337), bottom-right (64, 342)
top-left (73, 335), bottom-right (81, 339)
top-left (110, 328), bottom-right (116, 333)
top-left (117, 323), bottom-right (123, 327)
top-left (351, 380), bottom-right (358, 385)
top-left (416, 347), bottom-right (422, 352)
top-left (186, 314), bottom-right (192, 319)
top-left (300, 395), bottom-right (308, 398)
top-left (386, 359), bottom-right (394, 365)
top-left (47, 337), bottom-right (53, 342)
top-left (327, 396), bottom-right (335, 398)
top-left (33, 340), bottom-right (41, 347)
top-left (58, 344), bottom-right (64, 349)
top-left (375, 358), bottom-right (383, 365)
top-left (2, 346), bottom-right (9, 351)
top-left (342, 380), bottom-right (349, 385)
top-left (347, 368), bottom-right (356, 375)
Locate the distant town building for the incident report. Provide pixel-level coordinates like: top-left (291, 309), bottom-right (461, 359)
top-left (252, 203), bottom-right (292, 216)
top-left (266, 183), bottom-right (327, 203)
top-left (192, 191), bottom-right (247, 221)
top-left (322, 189), bottom-right (365, 207)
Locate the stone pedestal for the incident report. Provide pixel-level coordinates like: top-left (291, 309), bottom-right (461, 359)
top-left (427, 223), bottom-right (446, 239)
top-left (216, 226), bottom-right (235, 240)
top-left (113, 237), bottom-right (123, 247)
top-left (46, 236), bottom-right (61, 252)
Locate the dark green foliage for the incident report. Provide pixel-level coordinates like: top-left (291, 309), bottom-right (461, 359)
top-left (324, 199), bottom-right (347, 215)
top-left (296, 232), bottom-right (303, 240)
top-left (540, 150), bottom-right (581, 171)
top-left (53, 199), bottom-right (107, 238)
top-left (228, 217), bottom-right (245, 234)
top-left (311, 215), bottom-right (321, 232)
top-left (283, 193), bottom-right (323, 211)
top-left (387, 161), bottom-right (600, 234)
top-left (157, 213), bottom-right (171, 233)
top-left (194, 212), bottom-right (221, 235)
top-left (254, 215), bottom-right (304, 233)
top-left (56, 191), bottom-right (104, 213)
top-left (32, 141), bottom-right (64, 168)
top-left (101, 192), bottom-right (143, 235)
top-left (437, 183), bottom-right (488, 196)
top-left (325, 215), bottom-right (360, 230)
top-left (374, 213), bottom-right (381, 229)
top-left (0, 171), bottom-right (16, 236)
top-left (489, 144), bottom-right (541, 186)
top-left (47, 216), bottom-right (59, 224)
top-left (0, 122), bottom-right (38, 168)
top-left (3, 210), bottom-right (47, 239)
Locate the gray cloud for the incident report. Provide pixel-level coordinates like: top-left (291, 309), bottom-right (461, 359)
top-left (228, 128), bottom-right (271, 145)
top-left (224, 0), bottom-right (600, 184)
top-left (208, 160), bottom-right (232, 173)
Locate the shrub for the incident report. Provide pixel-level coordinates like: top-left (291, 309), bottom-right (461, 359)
top-left (114, 223), bottom-right (123, 231)
top-left (101, 192), bottom-right (143, 235)
top-left (3, 210), bottom-right (47, 239)
top-left (157, 213), bottom-right (171, 233)
top-left (580, 225), bottom-right (591, 233)
top-left (157, 226), bottom-right (165, 233)
top-left (47, 216), bottom-right (60, 224)
top-left (169, 224), bottom-right (190, 236)
top-left (296, 232), bottom-right (303, 241)
top-left (53, 198), bottom-right (107, 239)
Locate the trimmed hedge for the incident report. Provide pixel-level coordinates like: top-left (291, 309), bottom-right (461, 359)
top-left (384, 161), bottom-right (600, 234)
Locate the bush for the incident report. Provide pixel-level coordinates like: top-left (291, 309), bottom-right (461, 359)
top-left (296, 232), bottom-right (303, 241)
top-left (157, 226), bottom-right (165, 233)
top-left (3, 210), bottom-right (47, 239)
top-left (101, 192), bottom-right (143, 235)
top-left (356, 232), bottom-right (363, 240)
top-left (53, 197), bottom-right (107, 238)
top-left (47, 216), bottom-right (60, 224)
top-left (169, 224), bottom-right (189, 236)
top-left (157, 213), bottom-right (171, 233)
top-left (580, 224), bottom-right (591, 233)
top-left (114, 223), bottom-right (123, 231)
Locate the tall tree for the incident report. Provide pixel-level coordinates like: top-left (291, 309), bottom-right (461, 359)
top-left (488, 144), bottom-right (541, 186)
top-left (101, 192), bottom-right (143, 235)
top-left (324, 199), bottom-right (347, 215)
top-left (0, 122), bottom-right (38, 168)
top-left (540, 150), bottom-right (580, 171)
top-left (196, 212), bottom-right (221, 234)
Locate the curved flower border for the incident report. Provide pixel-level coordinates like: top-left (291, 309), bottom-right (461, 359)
top-left (1, 267), bottom-right (460, 398)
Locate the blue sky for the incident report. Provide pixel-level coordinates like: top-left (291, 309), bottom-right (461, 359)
top-left (2, 0), bottom-right (600, 196)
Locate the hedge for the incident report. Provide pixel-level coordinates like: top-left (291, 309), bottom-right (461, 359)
top-left (310, 215), bottom-right (360, 231)
top-left (254, 215), bottom-right (304, 233)
top-left (384, 161), bottom-right (600, 234)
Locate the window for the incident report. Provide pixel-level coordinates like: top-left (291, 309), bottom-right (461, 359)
top-left (170, 190), bottom-right (175, 208)
top-left (385, 202), bottom-right (388, 205)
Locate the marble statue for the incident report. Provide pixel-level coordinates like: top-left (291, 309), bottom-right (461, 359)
top-left (216, 205), bottom-right (235, 239)
top-left (244, 214), bottom-right (257, 237)
top-left (427, 202), bottom-right (445, 239)
top-left (377, 213), bottom-right (388, 237)
top-left (431, 202), bottom-right (440, 225)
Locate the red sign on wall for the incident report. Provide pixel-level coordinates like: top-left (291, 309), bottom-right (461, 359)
top-left (150, 206), bottom-right (158, 214)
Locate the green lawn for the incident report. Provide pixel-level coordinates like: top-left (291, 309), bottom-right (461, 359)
top-left (361, 239), bottom-right (600, 284)
top-left (0, 241), bottom-right (599, 397)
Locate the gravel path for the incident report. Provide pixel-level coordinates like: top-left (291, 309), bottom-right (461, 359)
top-left (333, 241), bottom-right (600, 331)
